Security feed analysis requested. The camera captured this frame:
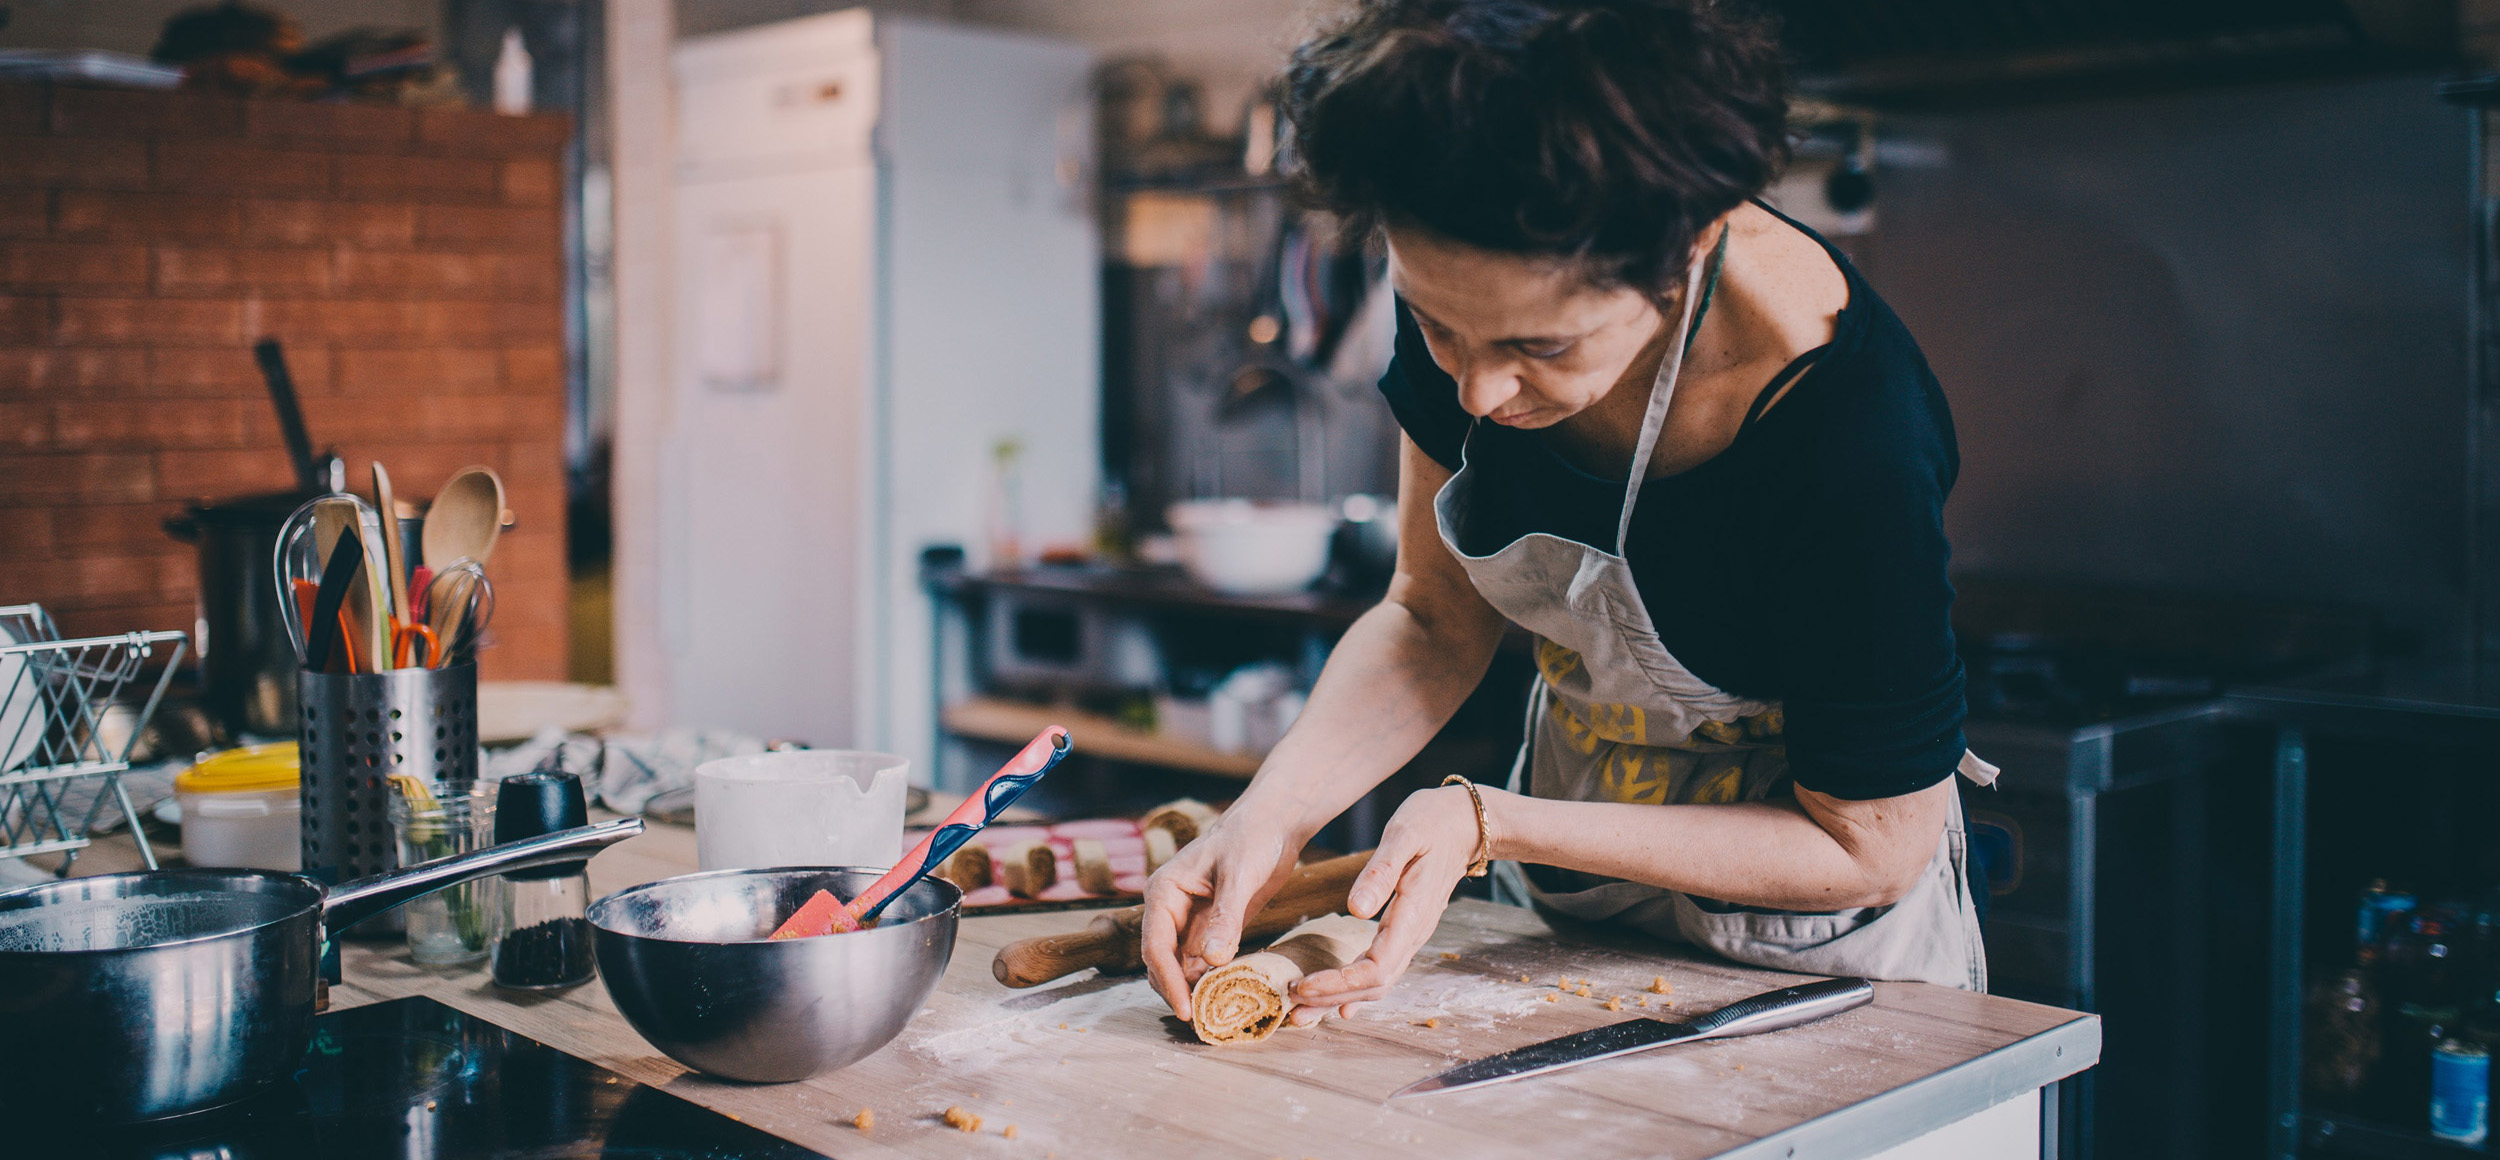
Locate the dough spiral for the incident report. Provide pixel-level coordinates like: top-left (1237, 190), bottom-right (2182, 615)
top-left (1188, 915), bottom-right (1378, 1045)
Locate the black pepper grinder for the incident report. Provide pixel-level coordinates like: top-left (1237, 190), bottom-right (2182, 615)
top-left (490, 772), bottom-right (597, 990)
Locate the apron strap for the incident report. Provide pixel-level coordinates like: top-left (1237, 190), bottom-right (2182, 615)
top-left (1956, 749), bottom-right (2001, 788)
top-left (1614, 224), bottom-right (1729, 555)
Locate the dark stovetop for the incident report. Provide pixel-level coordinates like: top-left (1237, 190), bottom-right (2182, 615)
top-left (40, 996), bottom-right (830, 1160)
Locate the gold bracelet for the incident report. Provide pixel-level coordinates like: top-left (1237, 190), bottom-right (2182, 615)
top-left (1440, 774), bottom-right (1492, 878)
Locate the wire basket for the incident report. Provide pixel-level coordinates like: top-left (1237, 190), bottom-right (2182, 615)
top-left (0, 604), bottom-right (188, 872)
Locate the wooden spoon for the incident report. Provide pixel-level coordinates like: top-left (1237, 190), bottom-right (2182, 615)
top-left (422, 466), bottom-right (506, 570)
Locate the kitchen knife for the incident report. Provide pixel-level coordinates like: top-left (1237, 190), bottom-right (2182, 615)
top-left (1389, 976), bottom-right (1874, 1099)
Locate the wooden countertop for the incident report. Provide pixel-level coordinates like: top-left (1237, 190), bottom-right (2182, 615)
top-left (322, 821), bottom-right (2098, 1160)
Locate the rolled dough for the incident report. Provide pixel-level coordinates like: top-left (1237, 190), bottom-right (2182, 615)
top-left (1140, 798), bottom-right (1219, 848)
top-left (998, 840), bottom-right (1055, 897)
top-left (1188, 914), bottom-right (1378, 1045)
top-left (1072, 838), bottom-right (1117, 893)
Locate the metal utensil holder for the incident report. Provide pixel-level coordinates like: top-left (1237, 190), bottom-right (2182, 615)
top-left (0, 605), bottom-right (187, 872)
top-left (298, 662), bottom-right (478, 934)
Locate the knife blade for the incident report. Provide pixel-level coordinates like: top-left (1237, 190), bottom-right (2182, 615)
top-left (1390, 976), bottom-right (1875, 1099)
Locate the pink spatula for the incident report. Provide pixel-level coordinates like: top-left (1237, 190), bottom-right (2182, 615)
top-left (769, 726), bottom-right (1071, 938)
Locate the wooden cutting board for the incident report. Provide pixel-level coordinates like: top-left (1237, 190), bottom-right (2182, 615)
top-left (329, 819), bottom-right (2099, 1160)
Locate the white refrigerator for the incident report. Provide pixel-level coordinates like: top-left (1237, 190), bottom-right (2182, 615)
top-left (663, 10), bottom-right (1098, 774)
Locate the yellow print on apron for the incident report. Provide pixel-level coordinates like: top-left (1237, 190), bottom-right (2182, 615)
top-left (1598, 745), bottom-right (1668, 804)
top-left (1547, 697), bottom-right (1655, 754)
top-left (1536, 638), bottom-right (1583, 687)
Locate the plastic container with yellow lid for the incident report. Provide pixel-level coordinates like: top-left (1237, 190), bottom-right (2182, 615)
top-left (175, 742), bottom-right (301, 871)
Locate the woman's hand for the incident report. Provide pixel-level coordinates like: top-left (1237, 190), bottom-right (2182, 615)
top-left (1283, 784), bottom-right (1485, 1026)
top-left (1139, 806), bottom-right (1306, 1022)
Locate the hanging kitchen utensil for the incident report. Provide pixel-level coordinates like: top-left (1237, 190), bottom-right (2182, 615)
top-left (0, 818), bottom-right (644, 1122)
top-left (1390, 977), bottom-right (1875, 1098)
top-left (423, 465), bottom-right (506, 569)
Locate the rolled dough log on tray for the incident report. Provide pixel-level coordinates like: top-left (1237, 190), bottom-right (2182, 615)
top-left (1189, 914), bottom-right (1379, 1045)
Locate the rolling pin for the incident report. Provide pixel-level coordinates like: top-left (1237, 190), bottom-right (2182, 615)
top-left (991, 850), bottom-right (1373, 988)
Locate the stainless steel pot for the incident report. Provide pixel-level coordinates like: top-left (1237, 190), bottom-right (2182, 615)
top-left (164, 490), bottom-right (314, 739)
top-left (0, 817), bottom-right (644, 1122)
top-left (590, 867), bottom-right (959, 1083)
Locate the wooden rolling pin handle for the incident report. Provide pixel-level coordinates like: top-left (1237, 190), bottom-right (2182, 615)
top-left (991, 911), bottom-right (1147, 987)
top-left (991, 849), bottom-right (1373, 989)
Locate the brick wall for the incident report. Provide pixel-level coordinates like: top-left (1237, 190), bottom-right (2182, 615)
top-left (0, 82), bottom-right (573, 680)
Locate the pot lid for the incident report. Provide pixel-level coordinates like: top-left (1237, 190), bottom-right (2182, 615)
top-left (178, 489), bottom-right (320, 527)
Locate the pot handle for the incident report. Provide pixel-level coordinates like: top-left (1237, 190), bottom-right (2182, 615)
top-left (320, 817), bottom-right (645, 935)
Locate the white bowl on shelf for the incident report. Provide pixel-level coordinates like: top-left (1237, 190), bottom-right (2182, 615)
top-left (1167, 500), bottom-right (1337, 596)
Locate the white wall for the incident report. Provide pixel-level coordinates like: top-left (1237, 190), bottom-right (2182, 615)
top-left (678, 0), bottom-right (1313, 130)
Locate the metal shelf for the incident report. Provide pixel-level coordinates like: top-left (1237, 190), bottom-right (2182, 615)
top-left (2306, 1112), bottom-right (2488, 1159)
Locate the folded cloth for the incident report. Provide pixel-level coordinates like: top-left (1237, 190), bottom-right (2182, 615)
top-left (1189, 914), bottom-right (1379, 1044)
top-left (595, 729), bottom-right (765, 815)
top-left (481, 726), bottom-right (766, 816)
top-left (480, 726), bottom-right (599, 783)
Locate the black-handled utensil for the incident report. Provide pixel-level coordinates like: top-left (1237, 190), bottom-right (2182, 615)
top-left (1390, 976), bottom-right (1876, 1098)
top-left (252, 337), bottom-right (322, 494)
top-left (302, 531), bottom-right (362, 674)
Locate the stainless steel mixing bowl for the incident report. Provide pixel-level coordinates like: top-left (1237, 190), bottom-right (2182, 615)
top-left (588, 867), bottom-right (960, 1083)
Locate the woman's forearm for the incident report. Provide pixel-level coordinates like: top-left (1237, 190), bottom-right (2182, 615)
top-left (1485, 784), bottom-right (1949, 911)
top-left (1231, 594), bottom-right (1500, 841)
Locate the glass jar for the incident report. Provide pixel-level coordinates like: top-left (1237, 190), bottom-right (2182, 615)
top-left (387, 780), bottom-right (497, 966)
top-left (488, 770), bottom-right (596, 990)
top-left (491, 867), bottom-right (594, 989)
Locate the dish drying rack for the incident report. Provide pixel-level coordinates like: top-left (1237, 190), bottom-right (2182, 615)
top-left (0, 604), bottom-right (187, 872)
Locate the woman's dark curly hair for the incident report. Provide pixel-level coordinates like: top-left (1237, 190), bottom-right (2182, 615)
top-left (1283, 0), bottom-right (1791, 299)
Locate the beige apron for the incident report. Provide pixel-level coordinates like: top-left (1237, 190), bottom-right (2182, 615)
top-left (1433, 249), bottom-right (1996, 991)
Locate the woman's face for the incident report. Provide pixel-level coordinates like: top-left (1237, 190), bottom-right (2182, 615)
top-left (1387, 223), bottom-right (1675, 430)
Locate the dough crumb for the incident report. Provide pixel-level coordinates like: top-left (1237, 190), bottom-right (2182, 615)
top-left (852, 1108), bottom-right (874, 1131)
top-left (1543, 993), bottom-right (1557, 1002)
top-left (1519, 974), bottom-right (1531, 984)
top-left (1004, 1124), bottom-right (1019, 1138)
top-left (944, 1106), bottom-right (982, 1133)
top-left (1637, 997), bottom-right (1650, 1007)
top-left (1605, 997), bottom-right (1621, 1011)
top-left (1576, 985), bottom-right (1592, 998)
top-left (1439, 951), bottom-right (1459, 960)
top-left (1648, 976), bottom-right (1671, 994)
top-left (1058, 1022), bottom-right (1068, 1029)
top-left (1423, 1017), bottom-right (1442, 1029)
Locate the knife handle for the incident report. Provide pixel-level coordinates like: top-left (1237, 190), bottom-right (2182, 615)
top-left (1686, 977), bottom-right (1875, 1041)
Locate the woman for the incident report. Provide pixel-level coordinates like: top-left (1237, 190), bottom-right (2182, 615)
top-left (1143, 0), bottom-right (1995, 1028)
